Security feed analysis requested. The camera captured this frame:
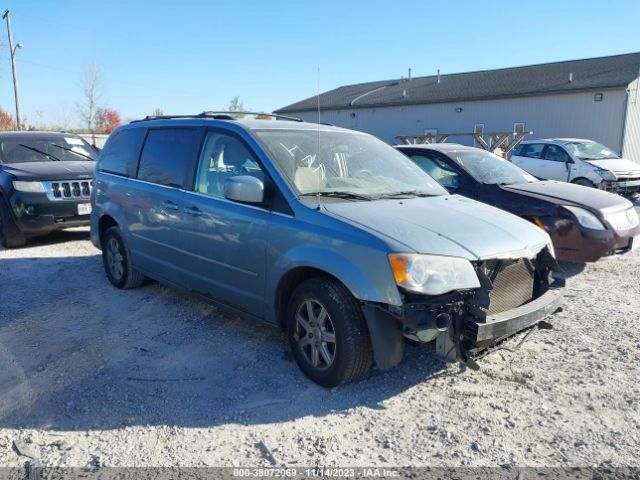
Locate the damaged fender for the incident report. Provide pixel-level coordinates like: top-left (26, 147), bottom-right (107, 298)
top-left (361, 304), bottom-right (404, 370)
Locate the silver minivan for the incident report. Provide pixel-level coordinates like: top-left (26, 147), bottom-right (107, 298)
top-left (91, 113), bottom-right (563, 387)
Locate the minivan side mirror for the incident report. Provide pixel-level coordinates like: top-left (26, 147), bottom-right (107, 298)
top-left (224, 176), bottom-right (264, 204)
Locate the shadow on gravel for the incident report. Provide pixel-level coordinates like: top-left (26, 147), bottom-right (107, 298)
top-left (556, 261), bottom-right (586, 279)
top-left (1, 228), bottom-right (90, 252)
top-left (0, 253), bottom-right (449, 432)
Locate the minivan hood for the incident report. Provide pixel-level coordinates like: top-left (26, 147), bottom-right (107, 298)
top-left (501, 180), bottom-right (632, 215)
top-left (585, 158), bottom-right (640, 175)
top-left (1, 161), bottom-right (95, 181)
top-left (322, 195), bottom-right (551, 261)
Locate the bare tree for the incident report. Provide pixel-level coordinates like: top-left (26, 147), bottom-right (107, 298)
top-left (77, 63), bottom-right (103, 135)
top-left (228, 96), bottom-right (245, 118)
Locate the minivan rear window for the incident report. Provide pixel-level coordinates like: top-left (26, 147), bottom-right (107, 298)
top-left (99, 128), bottom-right (146, 177)
top-left (137, 128), bottom-right (200, 188)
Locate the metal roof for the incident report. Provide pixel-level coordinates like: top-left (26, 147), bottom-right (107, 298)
top-left (275, 52), bottom-right (640, 113)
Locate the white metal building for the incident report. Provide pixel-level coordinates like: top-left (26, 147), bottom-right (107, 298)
top-left (275, 53), bottom-right (640, 163)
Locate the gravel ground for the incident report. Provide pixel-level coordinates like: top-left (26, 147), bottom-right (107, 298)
top-left (0, 215), bottom-right (639, 469)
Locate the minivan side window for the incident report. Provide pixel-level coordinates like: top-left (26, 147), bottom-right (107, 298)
top-left (137, 128), bottom-right (200, 188)
top-left (523, 144), bottom-right (545, 159)
top-left (544, 145), bottom-right (571, 163)
top-left (98, 128), bottom-right (146, 177)
top-left (194, 131), bottom-right (265, 199)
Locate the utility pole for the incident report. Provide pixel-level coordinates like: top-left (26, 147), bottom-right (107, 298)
top-left (3, 9), bottom-right (22, 130)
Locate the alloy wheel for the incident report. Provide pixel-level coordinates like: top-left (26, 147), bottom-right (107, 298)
top-left (106, 237), bottom-right (125, 281)
top-left (294, 299), bottom-right (337, 370)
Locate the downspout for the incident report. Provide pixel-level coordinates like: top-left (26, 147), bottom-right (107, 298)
top-left (620, 84), bottom-right (631, 157)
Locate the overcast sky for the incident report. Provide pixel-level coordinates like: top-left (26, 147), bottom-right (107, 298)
top-left (0, 0), bottom-right (639, 128)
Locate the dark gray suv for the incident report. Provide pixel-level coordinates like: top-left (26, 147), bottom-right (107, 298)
top-left (91, 113), bottom-right (563, 387)
top-left (0, 131), bottom-right (97, 248)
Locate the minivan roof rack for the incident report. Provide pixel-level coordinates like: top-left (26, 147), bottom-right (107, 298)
top-left (130, 111), bottom-right (303, 124)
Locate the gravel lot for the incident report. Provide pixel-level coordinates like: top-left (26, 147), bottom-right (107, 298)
top-left (0, 213), bottom-right (639, 469)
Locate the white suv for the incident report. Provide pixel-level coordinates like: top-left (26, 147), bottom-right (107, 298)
top-left (511, 138), bottom-right (640, 196)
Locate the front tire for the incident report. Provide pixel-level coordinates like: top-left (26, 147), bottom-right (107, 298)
top-left (0, 199), bottom-right (26, 249)
top-left (287, 277), bottom-right (373, 387)
top-left (572, 178), bottom-right (595, 188)
top-left (101, 226), bottom-right (145, 289)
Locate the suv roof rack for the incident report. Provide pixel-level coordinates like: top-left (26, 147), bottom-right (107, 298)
top-left (130, 111), bottom-right (303, 124)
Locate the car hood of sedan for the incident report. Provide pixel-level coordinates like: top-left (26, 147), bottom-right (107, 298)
top-left (3, 161), bottom-right (95, 181)
top-left (322, 194), bottom-right (551, 261)
top-left (500, 180), bottom-right (633, 215)
top-left (585, 158), bottom-right (640, 175)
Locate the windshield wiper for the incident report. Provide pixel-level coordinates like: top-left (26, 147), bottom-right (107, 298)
top-left (50, 143), bottom-right (95, 161)
top-left (18, 144), bottom-right (62, 162)
top-left (302, 191), bottom-right (372, 200)
top-left (375, 190), bottom-right (436, 198)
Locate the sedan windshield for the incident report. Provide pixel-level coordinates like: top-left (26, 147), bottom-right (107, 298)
top-left (449, 150), bottom-right (537, 185)
top-left (564, 141), bottom-right (619, 160)
top-left (253, 129), bottom-right (447, 198)
top-left (0, 136), bottom-right (98, 164)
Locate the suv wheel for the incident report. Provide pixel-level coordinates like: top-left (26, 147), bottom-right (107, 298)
top-left (287, 277), bottom-right (373, 387)
top-left (572, 178), bottom-right (595, 188)
top-left (0, 199), bottom-right (26, 248)
top-left (101, 226), bottom-right (145, 289)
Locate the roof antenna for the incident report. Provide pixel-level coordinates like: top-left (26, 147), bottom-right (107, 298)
top-left (316, 66), bottom-right (322, 210)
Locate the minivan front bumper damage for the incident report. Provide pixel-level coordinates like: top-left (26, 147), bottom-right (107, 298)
top-left (361, 248), bottom-right (564, 370)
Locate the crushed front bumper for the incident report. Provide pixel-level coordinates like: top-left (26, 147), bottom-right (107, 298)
top-left (362, 280), bottom-right (564, 370)
top-left (600, 178), bottom-right (640, 195)
top-left (465, 279), bottom-right (564, 350)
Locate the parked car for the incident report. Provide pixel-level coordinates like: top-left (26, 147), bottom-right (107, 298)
top-left (396, 144), bottom-right (640, 263)
top-left (511, 138), bottom-right (640, 196)
top-left (91, 114), bottom-right (563, 386)
top-left (0, 131), bottom-right (98, 248)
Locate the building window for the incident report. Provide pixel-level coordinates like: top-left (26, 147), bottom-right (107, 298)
top-left (594, 93), bottom-right (604, 102)
top-left (513, 122), bottom-right (525, 135)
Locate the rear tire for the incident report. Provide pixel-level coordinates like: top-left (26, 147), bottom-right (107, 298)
top-left (0, 199), bottom-right (26, 249)
top-left (286, 277), bottom-right (373, 387)
top-left (101, 226), bottom-right (145, 289)
top-left (572, 178), bottom-right (595, 188)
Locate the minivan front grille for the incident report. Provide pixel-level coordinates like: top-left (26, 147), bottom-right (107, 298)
top-left (44, 180), bottom-right (93, 201)
top-left (481, 258), bottom-right (534, 315)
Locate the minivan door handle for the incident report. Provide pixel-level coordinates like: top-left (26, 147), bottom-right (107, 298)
top-left (183, 206), bottom-right (203, 217)
top-left (162, 201), bottom-right (180, 211)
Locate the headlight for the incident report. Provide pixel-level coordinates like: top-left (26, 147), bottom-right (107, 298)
top-left (595, 168), bottom-right (616, 181)
top-left (563, 205), bottom-right (606, 230)
top-left (388, 254), bottom-right (480, 295)
top-left (12, 181), bottom-right (45, 193)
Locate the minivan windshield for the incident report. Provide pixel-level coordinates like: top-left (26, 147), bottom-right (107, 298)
top-left (0, 135), bottom-right (98, 164)
top-left (564, 141), bottom-right (619, 160)
top-left (449, 150), bottom-right (537, 185)
top-left (254, 129), bottom-right (447, 198)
